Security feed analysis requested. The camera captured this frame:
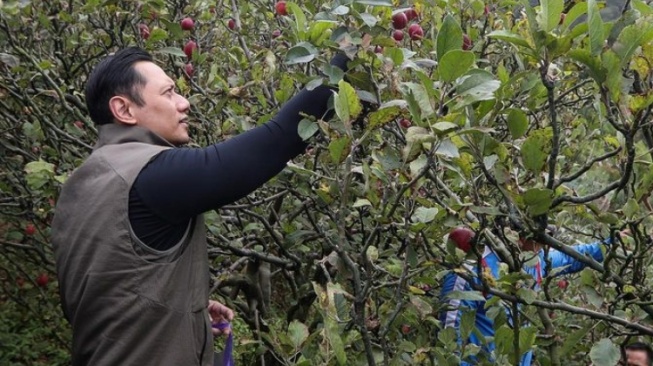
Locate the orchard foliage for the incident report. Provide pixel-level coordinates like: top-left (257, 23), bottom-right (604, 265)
top-left (2, 0), bottom-right (653, 365)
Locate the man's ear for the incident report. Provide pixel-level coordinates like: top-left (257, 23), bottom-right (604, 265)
top-left (108, 96), bottom-right (137, 125)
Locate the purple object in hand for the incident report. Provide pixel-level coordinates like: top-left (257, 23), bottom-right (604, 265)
top-left (213, 322), bottom-right (234, 366)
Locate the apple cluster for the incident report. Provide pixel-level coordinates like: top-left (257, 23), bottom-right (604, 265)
top-left (391, 8), bottom-right (423, 42)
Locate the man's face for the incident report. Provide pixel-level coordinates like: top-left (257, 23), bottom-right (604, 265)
top-left (626, 349), bottom-right (649, 366)
top-left (130, 61), bottom-right (191, 145)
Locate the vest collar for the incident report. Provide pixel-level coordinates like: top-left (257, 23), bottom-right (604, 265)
top-left (94, 123), bottom-right (175, 150)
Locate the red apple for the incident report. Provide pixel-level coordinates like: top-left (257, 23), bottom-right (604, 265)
top-left (184, 63), bottom-right (194, 77)
top-left (209, 6), bottom-right (217, 14)
top-left (73, 120), bottom-right (84, 129)
top-left (557, 279), bottom-right (568, 290)
top-left (138, 23), bottom-right (150, 40)
top-left (227, 18), bottom-right (236, 30)
top-left (408, 24), bottom-right (423, 40)
top-left (36, 273), bottom-right (49, 287)
top-left (183, 40), bottom-right (197, 59)
top-left (272, 29), bottom-right (281, 38)
top-left (449, 227), bottom-right (475, 253)
top-left (399, 118), bottom-right (411, 128)
top-left (276, 1), bottom-right (287, 16)
top-left (405, 8), bottom-right (418, 21)
top-left (25, 223), bottom-right (36, 236)
top-left (392, 12), bottom-right (408, 29)
top-left (181, 17), bottom-right (194, 31)
top-left (484, 5), bottom-right (490, 15)
top-left (374, 45), bottom-right (383, 53)
top-left (462, 34), bottom-right (472, 50)
top-left (401, 324), bottom-right (411, 335)
top-left (392, 30), bottom-right (404, 41)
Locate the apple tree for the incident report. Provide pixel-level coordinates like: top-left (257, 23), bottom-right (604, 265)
top-left (2, 0), bottom-right (653, 365)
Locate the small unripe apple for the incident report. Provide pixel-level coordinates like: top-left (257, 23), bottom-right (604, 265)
top-left (392, 30), bottom-right (404, 41)
top-left (449, 227), bottom-right (475, 253)
top-left (181, 17), bottom-right (195, 31)
top-left (227, 18), bottom-right (235, 30)
top-left (184, 63), bottom-right (194, 77)
top-left (374, 45), bottom-right (383, 53)
top-left (399, 118), bottom-right (411, 128)
top-left (25, 223), bottom-right (36, 236)
top-left (36, 273), bottom-right (49, 287)
top-left (462, 34), bottom-right (472, 50)
top-left (557, 279), bottom-right (568, 290)
top-left (138, 23), bottom-right (150, 40)
top-left (405, 8), bottom-right (418, 21)
top-left (275, 1), bottom-right (287, 16)
top-left (183, 40), bottom-right (197, 59)
top-left (272, 29), bottom-right (281, 38)
top-left (392, 12), bottom-right (408, 29)
top-left (408, 24), bottom-right (423, 40)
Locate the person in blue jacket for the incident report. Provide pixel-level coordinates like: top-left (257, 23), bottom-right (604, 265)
top-left (438, 227), bottom-right (610, 365)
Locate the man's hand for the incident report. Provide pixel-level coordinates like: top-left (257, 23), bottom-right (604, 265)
top-left (208, 300), bottom-right (234, 336)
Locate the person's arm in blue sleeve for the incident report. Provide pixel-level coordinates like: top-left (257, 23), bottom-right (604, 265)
top-left (542, 239), bottom-right (610, 276)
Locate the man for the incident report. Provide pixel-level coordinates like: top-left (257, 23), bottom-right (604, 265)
top-left (438, 227), bottom-right (610, 365)
top-left (624, 342), bottom-right (653, 366)
top-left (51, 47), bottom-right (348, 365)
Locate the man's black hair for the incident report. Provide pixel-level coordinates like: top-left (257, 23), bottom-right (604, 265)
top-left (625, 341), bottom-right (653, 366)
top-left (85, 47), bottom-right (153, 125)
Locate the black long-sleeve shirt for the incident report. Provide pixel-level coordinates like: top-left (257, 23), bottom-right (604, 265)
top-left (129, 54), bottom-right (348, 250)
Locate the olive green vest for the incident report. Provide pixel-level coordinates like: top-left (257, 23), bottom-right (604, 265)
top-left (52, 124), bottom-right (213, 365)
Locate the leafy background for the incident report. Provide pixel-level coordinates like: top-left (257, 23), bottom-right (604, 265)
top-left (2, 0), bottom-right (653, 365)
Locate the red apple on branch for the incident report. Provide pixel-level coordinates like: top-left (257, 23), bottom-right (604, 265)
top-left (276, 1), bottom-right (287, 16)
top-left (392, 12), bottom-right (408, 29)
top-left (181, 17), bottom-right (194, 31)
top-left (448, 227), bottom-right (475, 253)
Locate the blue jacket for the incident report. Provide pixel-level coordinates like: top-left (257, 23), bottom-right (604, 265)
top-left (438, 241), bottom-right (606, 365)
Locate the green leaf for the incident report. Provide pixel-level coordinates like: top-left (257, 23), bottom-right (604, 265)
top-left (560, 323), bottom-right (593, 356)
top-left (587, 0), bottom-right (605, 56)
top-left (439, 50), bottom-right (475, 83)
top-left (569, 49), bottom-right (606, 83)
top-left (360, 13), bottom-right (378, 27)
top-left (507, 109), bottom-right (528, 139)
top-left (287, 320), bottom-right (309, 349)
top-left (614, 23), bottom-right (653, 66)
top-left (155, 46), bottom-right (187, 58)
top-left (354, 0), bottom-right (393, 5)
top-left (519, 327), bottom-right (538, 356)
top-left (521, 128), bottom-right (552, 173)
top-left (334, 80), bottom-right (362, 124)
top-left (323, 64), bottom-right (344, 84)
top-left (297, 119), bottom-right (318, 140)
top-left (487, 30), bottom-right (532, 48)
top-left (624, 198), bottom-right (640, 218)
top-left (437, 15), bottom-right (463, 59)
top-left (589, 339), bottom-right (620, 366)
top-left (385, 47), bottom-right (404, 65)
top-left (287, 2), bottom-right (307, 39)
top-left (516, 287), bottom-right (537, 305)
top-left (412, 207), bottom-right (438, 223)
top-left (602, 50), bottom-right (622, 102)
top-left (446, 290), bottom-right (486, 301)
top-left (367, 105), bottom-right (403, 130)
top-left (537, 0), bottom-right (563, 32)
top-left (329, 136), bottom-right (351, 164)
top-left (402, 82), bottom-right (434, 118)
top-left (147, 28), bottom-right (168, 43)
top-left (285, 42), bottom-right (319, 64)
top-left (454, 70), bottom-right (501, 108)
top-left (523, 188), bottom-right (553, 216)
top-left (561, 2), bottom-right (588, 31)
